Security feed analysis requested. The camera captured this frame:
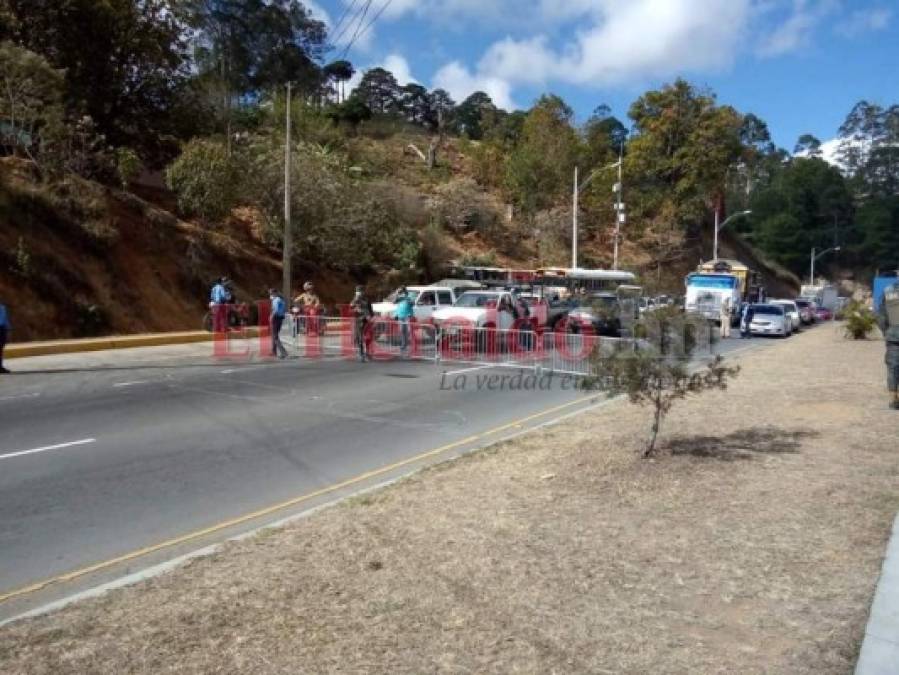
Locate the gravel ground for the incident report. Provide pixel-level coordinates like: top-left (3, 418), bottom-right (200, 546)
top-left (1, 325), bottom-right (897, 674)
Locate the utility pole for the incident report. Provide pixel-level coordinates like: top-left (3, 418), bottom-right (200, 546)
top-left (613, 145), bottom-right (625, 270)
top-left (282, 82), bottom-right (292, 301)
top-left (571, 166), bottom-right (578, 269)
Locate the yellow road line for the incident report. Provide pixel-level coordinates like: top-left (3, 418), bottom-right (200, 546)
top-left (0, 395), bottom-right (595, 605)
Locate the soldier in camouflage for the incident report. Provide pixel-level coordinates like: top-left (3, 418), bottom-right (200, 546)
top-left (877, 282), bottom-right (899, 410)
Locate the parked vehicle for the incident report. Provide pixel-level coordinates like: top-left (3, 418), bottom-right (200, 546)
top-left (685, 273), bottom-right (742, 325)
top-left (373, 285), bottom-right (457, 322)
top-left (815, 306), bottom-right (834, 321)
top-left (800, 284), bottom-right (838, 312)
top-left (565, 293), bottom-right (623, 337)
top-left (769, 299), bottom-right (801, 332)
top-left (749, 304), bottom-right (791, 337)
top-left (431, 290), bottom-right (521, 331)
top-left (794, 299), bottom-right (816, 325)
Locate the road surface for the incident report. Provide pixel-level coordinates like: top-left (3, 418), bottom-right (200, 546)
top-left (0, 330), bottom-right (782, 618)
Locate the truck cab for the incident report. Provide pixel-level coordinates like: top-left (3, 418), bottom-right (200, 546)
top-left (685, 273), bottom-right (742, 325)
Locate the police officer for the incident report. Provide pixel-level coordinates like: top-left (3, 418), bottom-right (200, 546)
top-left (877, 281), bottom-right (899, 410)
top-left (350, 285), bottom-right (374, 362)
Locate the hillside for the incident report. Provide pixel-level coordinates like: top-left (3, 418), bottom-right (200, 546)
top-left (0, 133), bottom-right (798, 343)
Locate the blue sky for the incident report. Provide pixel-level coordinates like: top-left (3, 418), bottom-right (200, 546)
top-left (308, 0), bottom-right (897, 150)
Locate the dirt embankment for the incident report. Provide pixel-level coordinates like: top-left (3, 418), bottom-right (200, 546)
top-left (0, 161), bottom-right (358, 342)
top-left (0, 327), bottom-right (895, 673)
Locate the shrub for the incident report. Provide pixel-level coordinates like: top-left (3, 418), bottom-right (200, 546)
top-left (430, 178), bottom-right (498, 234)
top-left (114, 147), bottom-right (143, 188)
top-left (165, 139), bottom-right (236, 222)
top-left (459, 250), bottom-right (498, 267)
top-left (843, 301), bottom-right (877, 340)
top-left (583, 306), bottom-right (739, 457)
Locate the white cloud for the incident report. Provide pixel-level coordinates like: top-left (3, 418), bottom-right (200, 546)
top-left (835, 7), bottom-right (892, 37)
top-left (304, 0), bottom-right (332, 25)
top-left (432, 61), bottom-right (517, 110)
top-left (436, 0), bottom-right (754, 100)
top-left (383, 53), bottom-right (418, 85)
top-left (757, 0), bottom-right (837, 57)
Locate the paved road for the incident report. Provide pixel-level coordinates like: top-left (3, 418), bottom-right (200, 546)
top-left (0, 330), bottom-right (785, 616)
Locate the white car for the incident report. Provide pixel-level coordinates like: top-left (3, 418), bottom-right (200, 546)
top-left (769, 299), bottom-right (801, 332)
top-left (372, 286), bottom-right (457, 322)
top-left (749, 304), bottom-right (791, 337)
top-left (431, 290), bottom-right (520, 331)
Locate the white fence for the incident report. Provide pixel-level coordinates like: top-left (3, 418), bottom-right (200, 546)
top-left (275, 314), bottom-right (714, 377)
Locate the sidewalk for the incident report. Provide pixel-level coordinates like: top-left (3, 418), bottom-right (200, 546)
top-left (0, 327), bottom-right (896, 673)
top-left (856, 514), bottom-right (899, 675)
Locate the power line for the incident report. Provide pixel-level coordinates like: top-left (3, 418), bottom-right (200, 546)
top-left (331, 0), bottom-right (368, 49)
top-left (350, 0), bottom-right (395, 54)
top-left (340, 0), bottom-right (374, 59)
top-left (329, 0), bottom-right (359, 47)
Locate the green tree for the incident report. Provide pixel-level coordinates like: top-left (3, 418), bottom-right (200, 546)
top-left (626, 79), bottom-right (743, 236)
top-left (0, 41), bottom-right (64, 163)
top-left (454, 91), bottom-right (496, 140)
top-left (165, 139), bottom-right (238, 221)
top-left (4, 0), bottom-right (189, 160)
top-left (400, 83), bottom-right (432, 125)
top-left (748, 157), bottom-right (853, 275)
top-left (322, 59), bottom-right (354, 102)
top-left (855, 196), bottom-right (899, 272)
top-left (794, 133), bottom-right (822, 157)
top-left (504, 94), bottom-right (580, 215)
top-left (352, 67), bottom-right (400, 115)
top-left (178, 0), bottom-right (327, 145)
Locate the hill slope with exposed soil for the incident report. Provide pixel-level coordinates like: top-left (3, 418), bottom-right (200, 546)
top-left (0, 150), bottom-right (799, 342)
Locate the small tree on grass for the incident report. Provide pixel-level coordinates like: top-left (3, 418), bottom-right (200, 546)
top-left (583, 307), bottom-right (740, 457)
top-left (843, 300), bottom-right (877, 340)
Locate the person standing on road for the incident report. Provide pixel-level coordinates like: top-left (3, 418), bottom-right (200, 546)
top-left (269, 288), bottom-right (288, 359)
top-left (740, 302), bottom-right (754, 339)
top-left (877, 281), bottom-right (899, 410)
top-left (394, 286), bottom-right (414, 354)
top-left (293, 281), bottom-right (322, 334)
top-left (210, 276), bottom-right (230, 333)
top-left (720, 298), bottom-right (731, 339)
top-left (350, 285), bottom-right (374, 362)
top-left (0, 300), bottom-right (10, 374)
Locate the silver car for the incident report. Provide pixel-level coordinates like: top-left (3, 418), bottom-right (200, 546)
top-left (749, 304), bottom-right (791, 337)
top-left (769, 299), bottom-right (801, 332)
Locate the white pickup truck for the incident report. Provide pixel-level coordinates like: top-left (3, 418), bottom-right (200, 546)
top-left (431, 290), bottom-right (521, 330)
top-left (372, 285), bottom-right (458, 322)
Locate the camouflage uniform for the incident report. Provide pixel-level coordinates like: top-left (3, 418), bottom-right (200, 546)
top-left (877, 283), bottom-right (899, 408)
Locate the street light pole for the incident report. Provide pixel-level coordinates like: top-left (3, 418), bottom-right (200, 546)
top-left (572, 165), bottom-right (578, 269)
top-left (810, 245), bottom-right (841, 286)
top-left (712, 209), bottom-right (752, 260)
top-left (282, 82), bottom-right (292, 301)
top-left (571, 158), bottom-right (622, 269)
top-left (613, 145), bottom-right (624, 270)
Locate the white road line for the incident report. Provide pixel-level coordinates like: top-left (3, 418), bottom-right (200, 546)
top-left (0, 438), bottom-right (96, 462)
top-left (0, 392), bottom-right (41, 402)
top-left (113, 381), bottom-right (149, 388)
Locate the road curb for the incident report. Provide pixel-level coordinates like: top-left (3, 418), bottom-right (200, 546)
top-left (855, 512), bottom-right (899, 675)
top-left (6, 329), bottom-right (262, 359)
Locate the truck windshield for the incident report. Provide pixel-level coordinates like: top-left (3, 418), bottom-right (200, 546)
top-left (687, 274), bottom-right (737, 289)
top-left (386, 290), bottom-right (420, 303)
top-left (455, 293), bottom-right (497, 308)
